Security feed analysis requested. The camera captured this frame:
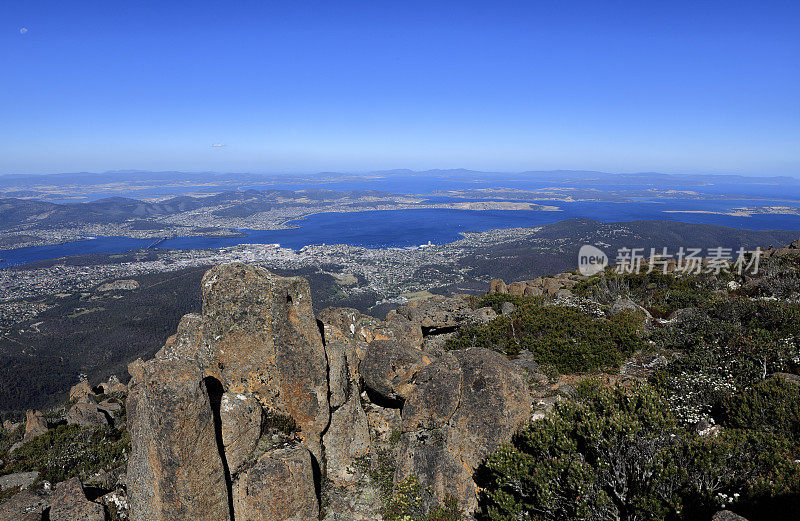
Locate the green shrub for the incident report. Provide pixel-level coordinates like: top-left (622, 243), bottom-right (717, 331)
top-left (356, 449), bottom-right (464, 521)
top-left (720, 376), bottom-right (800, 450)
top-left (447, 299), bottom-right (644, 373)
top-left (479, 383), bottom-right (800, 521)
top-left (3, 424), bottom-right (129, 483)
top-left (572, 271), bottom-right (722, 317)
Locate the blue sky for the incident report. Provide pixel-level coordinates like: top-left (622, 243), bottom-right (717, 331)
top-left (1, 1), bottom-right (798, 176)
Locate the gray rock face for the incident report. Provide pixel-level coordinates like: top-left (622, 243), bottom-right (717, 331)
top-left (0, 471), bottom-right (38, 492)
top-left (66, 401), bottom-right (109, 427)
top-left (22, 410), bottom-right (47, 443)
top-left (98, 374), bottom-right (127, 394)
top-left (318, 308), bottom-right (371, 484)
top-left (198, 264), bottom-right (329, 463)
top-left (220, 392), bottom-right (263, 475)
top-left (712, 511), bottom-right (750, 521)
top-left (126, 356), bottom-right (231, 521)
top-left (391, 295), bottom-right (473, 332)
top-left (232, 443), bottom-right (319, 521)
top-left (49, 478), bottom-right (106, 521)
top-left (361, 339), bottom-right (434, 401)
top-left (397, 348), bottom-right (531, 513)
top-left (68, 380), bottom-right (96, 403)
top-left (127, 265), bottom-right (332, 521)
top-left (0, 488), bottom-right (51, 521)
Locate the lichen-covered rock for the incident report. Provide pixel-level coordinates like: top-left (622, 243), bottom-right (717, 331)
top-left (126, 357), bottom-right (231, 521)
top-left (0, 488), bottom-right (51, 521)
top-left (232, 443), bottom-right (319, 521)
top-left (318, 308), bottom-right (371, 484)
top-left (98, 374), bottom-right (127, 395)
top-left (390, 295), bottom-right (472, 332)
top-left (712, 511), bottom-right (749, 521)
top-left (198, 264), bottom-right (329, 463)
top-left (397, 348), bottom-right (531, 513)
top-left (324, 395), bottom-right (370, 484)
top-left (49, 477), bottom-right (105, 521)
top-left (68, 380), bottom-right (96, 403)
top-left (22, 410), bottom-right (47, 443)
top-left (220, 392), bottom-right (263, 475)
top-left (66, 401), bottom-right (109, 427)
top-left (489, 279), bottom-right (507, 294)
top-left (0, 471), bottom-right (39, 492)
top-left (361, 339), bottom-right (434, 401)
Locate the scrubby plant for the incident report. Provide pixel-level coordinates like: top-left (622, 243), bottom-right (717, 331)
top-left (448, 297), bottom-right (645, 373)
top-left (3, 424), bottom-right (129, 483)
top-left (355, 449), bottom-right (464, 521)
top-left (479, 382), bottom-right (800, 521)
top-left (719, 376), bottom-right (800, 449)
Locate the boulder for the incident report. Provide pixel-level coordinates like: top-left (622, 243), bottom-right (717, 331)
top-left (232, 443), bottom-right (319, 521)
top-left (22, 410), bottom-right (47, 443)
top-left (361, 339), bottom-right (434, 401)
top-left (323, 395), bottom-right (370, 484)
top-left (97, 398), bottom-right (125, 426)
top-left (0, 488), bottom-right (51, 521)
top-left (500, 301), bottom-right (515, 316)
top-left (396, 348), bottom-right (531, 513)
top-left (198, 264), bottom-right (329, 463)
top-left (712, 511), bottom-right (749, 521)
top-left (69, 380), bottom-right (96, 403)
top-left (49, 478), bottom-right (105, 521)
top-left (66, 401), bottom-right (109, 427)
top-left (98, 374), bottom-right (127, 395)
top-left (220, 392), bottom-right (263, 475)
top-left (489, 278), bottom-right (507, 294)
top-left (508, 281), bottom-right (528, 296)
top-left (126, 357), bottom-right (231, 521)
top-left (469, 306), bottom-right (497, 325)
top-left (523, 285), bottom-right (544, 297)
top-left (391, 295), bottom-right (473, 332)
top-left (0, 471), bottom-right (38, 492)
top-left (318, 308), bottom-right (371, 483)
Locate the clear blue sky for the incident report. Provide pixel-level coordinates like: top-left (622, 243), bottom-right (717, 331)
top-left (1, 0), bottom-right (798, 176)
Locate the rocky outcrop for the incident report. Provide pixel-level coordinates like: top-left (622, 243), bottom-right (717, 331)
top-left (390, 295), bottom-right (473, 332)
top-left (317, 307), bottom-right (371, 484)
top-left (66, 401), bottom-right (109, 427)
top-left (489, 275), bottom-right (582, 297)
top-left (22, 410), bottom-right (47, 443)
top-left (232, 443), bottom-right (319, 521)
top-left (198, 264), bottom-right (329, 463)
top-left (126, 354), bottom-right (231, 521)
top-left (396, 348), bottom-right (532, 512)
top-left (68, 380), bottom-right (96, 403)
top-left (0, 488), bottom-right (51, 521)
top-left (49, 478), bottom-right (106, 521)
top-left (124, 265), bottom-right (531, 520)
top-left (361, 339), bottom-right (433, 402)
top-left (126, 264), bottom-right (334, 521)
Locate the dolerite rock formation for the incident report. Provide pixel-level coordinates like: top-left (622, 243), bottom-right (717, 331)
top-left (127, 264), bottom-right (325, 521)
top-left (126, 264), bottom-right (532, 520)
top-left (396, 348), bottom-right (531, 512)
top-left (49, 478), bottom-right (106, 521)
top-left (197, 264), bottom-right (329, 464)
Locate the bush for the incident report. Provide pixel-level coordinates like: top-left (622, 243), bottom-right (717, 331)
top-left (479, 383), bottom-right (800, 521)
top-left (572, 271), bottom-right (723, 318)
top-left (447, 298), bottom-right (644, 373)
top-left (3, 424), bottom-right (129, 483)
top-left (720, 376), bottom-right (800, 450)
